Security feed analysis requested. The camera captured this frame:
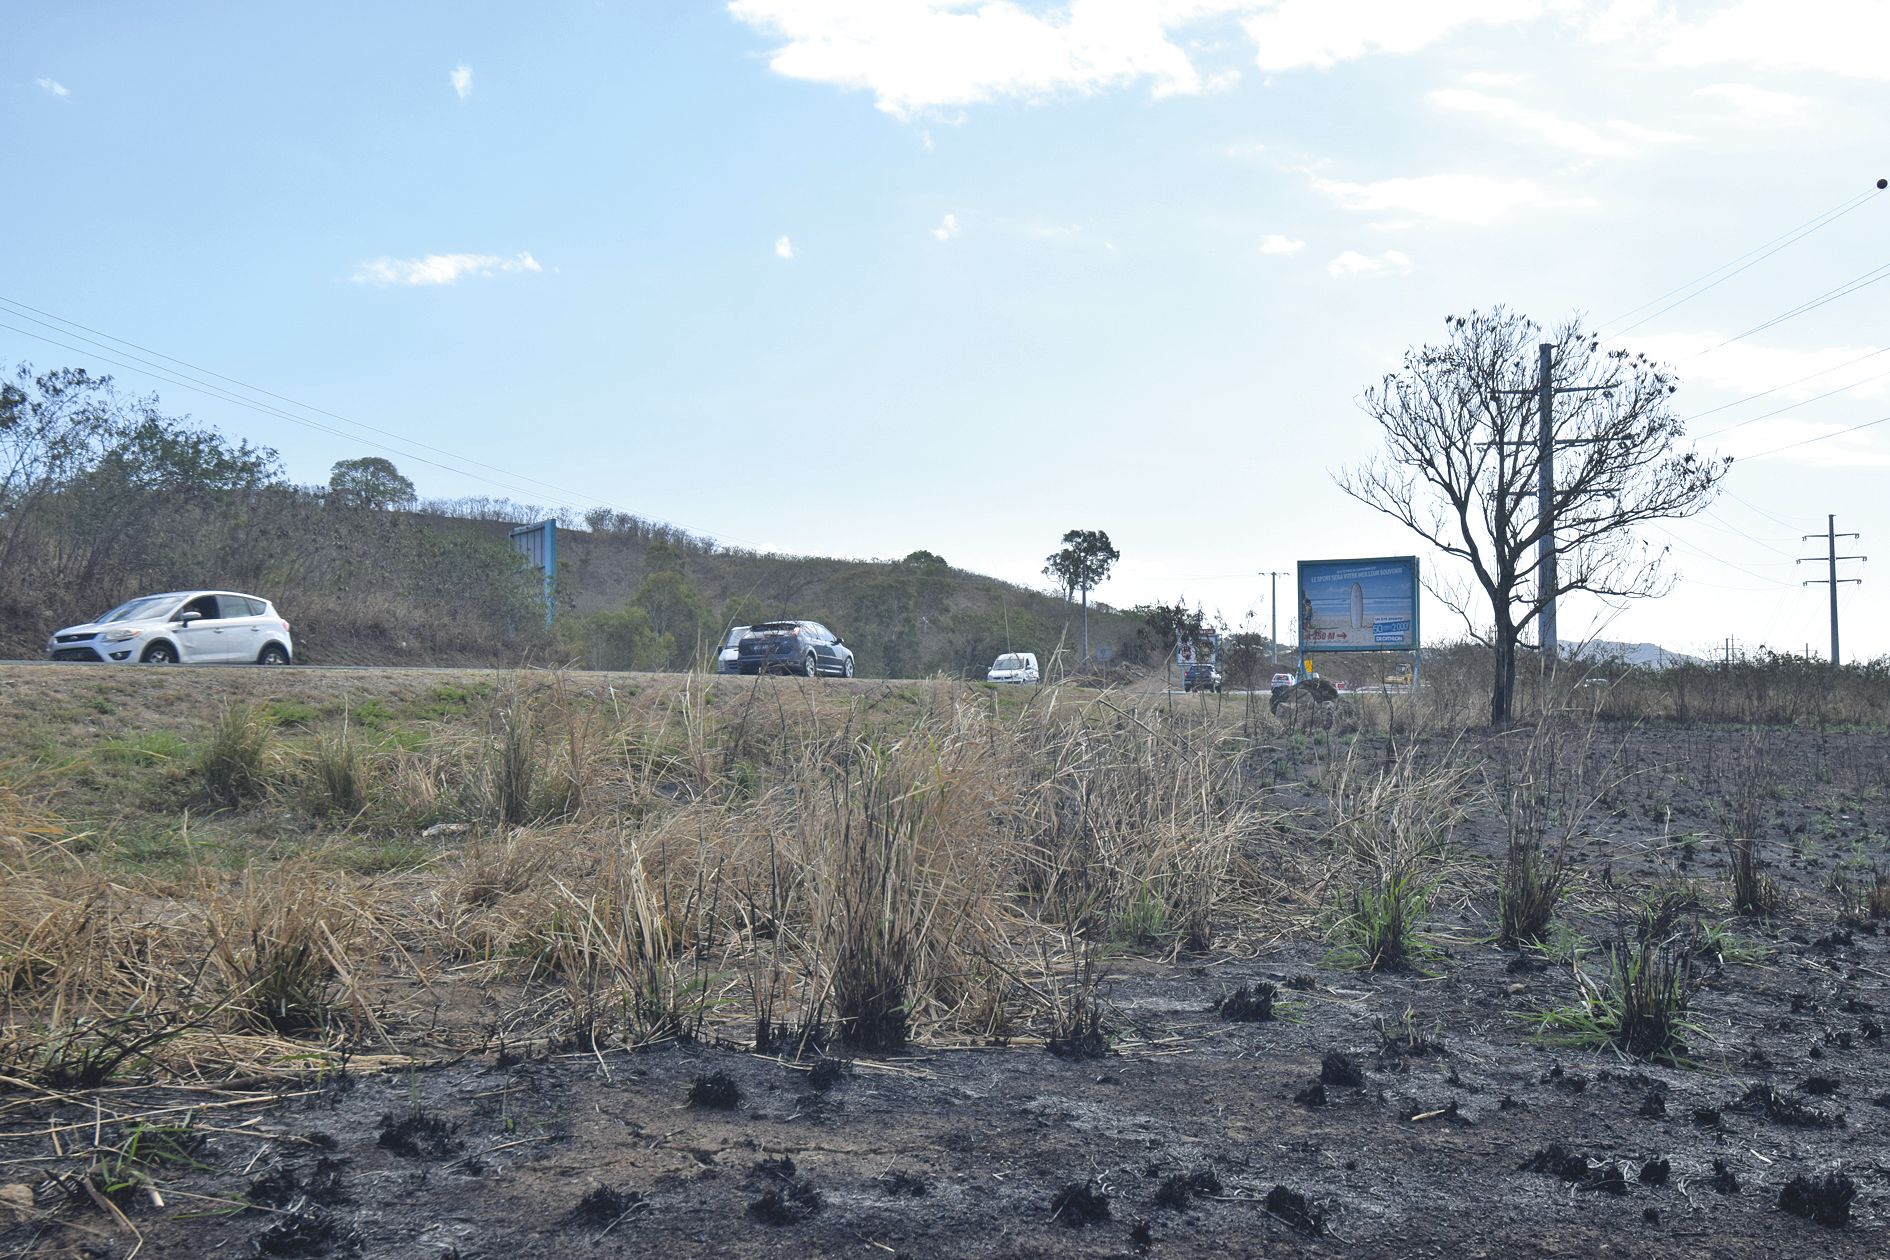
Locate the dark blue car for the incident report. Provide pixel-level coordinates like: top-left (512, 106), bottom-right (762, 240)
top-left (736, 620), bottom-right (856, 677)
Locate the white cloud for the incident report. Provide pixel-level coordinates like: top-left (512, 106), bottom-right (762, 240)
top-left (1259, 233), bottom-right (1305, 254)
top-left (351, 251), bottom-right (542, 286)
top-left (1428, 87), bottom-right (1690, 156)
top-left (727, 0), bottom-right (1254, 119)
top-left (450, 65), bottom-right (473, 100)
top-left (36, 78), bottom-right (69, 97)
top-left (1693, 82), bottom-right (1816, 123)
top-left (1225, 140), bottom-right (1267, 160)
top-left (774, 235), bottom-right (795, 260)
top-left (1310, 172), bottom-right (1593, 225)
top-left (932, 212), bottom-right (961, 241)
top-left (1327, 248), bottom-right (1411, 278)
top-left (1460, 70), bottom-right (1523, 88)
top-left (1243, 0), bottom-right (1535, 72)
top-left (1655, 0), bottom-right (1890, 81)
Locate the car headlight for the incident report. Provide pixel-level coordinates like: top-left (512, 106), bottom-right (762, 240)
top-left (103, 628), bottom-right (144, 642)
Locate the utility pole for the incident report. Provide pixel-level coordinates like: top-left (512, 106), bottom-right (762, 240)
top-left (1799, 515), bottom-right (1865, 665)
top-left (1495, 344), bottom-right (1616, 662)
top-left (1261, 570), bottom-right (1287, 666)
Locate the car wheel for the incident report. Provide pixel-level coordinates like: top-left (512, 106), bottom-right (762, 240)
top-left (142, 642), bottom-right (177, 665)
top-left (803, 652), bottom-right (819, 678)
top-left (258, 644), bottom-right (291, 666)
top-left (842, 656), bottom-right (854, 678)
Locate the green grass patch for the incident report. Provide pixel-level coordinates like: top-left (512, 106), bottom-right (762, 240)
top-left (96, 731), bottom-right (192, 768)
top-left (348, 698), bottom-right (396, 730)
top-left (264, 699), bottom-right (318, 726)
top-left (325, 837), bottom-right (431, 874)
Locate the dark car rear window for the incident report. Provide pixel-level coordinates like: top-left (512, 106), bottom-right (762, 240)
top-left (749, 622), bottom-right (800, 633)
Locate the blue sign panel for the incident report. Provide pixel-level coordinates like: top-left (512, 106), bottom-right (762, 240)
top-left (1296, 556), bottom-right (1419, 654)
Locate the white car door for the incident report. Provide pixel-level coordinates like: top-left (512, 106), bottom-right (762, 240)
top-left (172, 594), bottom-right (230, 663)
top-left (223, 595), bottom-right (266, 662)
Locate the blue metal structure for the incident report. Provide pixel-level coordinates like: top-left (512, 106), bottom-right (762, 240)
top-left (508, 520), bottom-right (557, 625)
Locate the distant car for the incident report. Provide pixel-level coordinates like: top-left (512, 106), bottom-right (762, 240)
top-left (987, 652), bottom-right (1040, 684)
top-left (715, 625), bottom-right (750, 675)
top-left (1270, 672), bottom-right (1297, 690)
top-left (737, 620), bottom-right (854, 677)
top-left (46, 590), bottom-right (294, 665)
top-left (1182, 662), bottom-right (1223, 693)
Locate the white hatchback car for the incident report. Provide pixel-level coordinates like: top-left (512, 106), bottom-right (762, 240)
top-left (46, 591), bottom-right (294, 665)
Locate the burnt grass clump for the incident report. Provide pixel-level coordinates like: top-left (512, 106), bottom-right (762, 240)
top-left (249, 1158), bottom-right (349, 1210)
top-left (1777, 1171), bottom-right (1857, 1226)
top-left (255, 1205), bottom-right (357, 1257)
top-left (1729, 1083), bottom-right (1844, 1128)
top-left (1320, 1051), bottom-right (1366, 1087)
top-left (571, 1185), bottom-right (646, 1227)
top-left (687, 1072), bottom-right (741, 1110)
top-left (1215, 982), bottom-right (1277, 1022)
top-left (1051, 1181), bottom-right (1112, 1227)
top-left (1639, 1157), bottom-right (1670, 1186)
top-left (1638, 1091), bottom-right (1667, 1119)
top-left (805, 1058), bottom-right (847, 1092)
top-left (1708, 1159), bottom-right (1741, 1195)
top-left (874, 1169), bottom-right (929, 1197)
top-left (1153, 1168), bottom-right (1222, 1209)
top-left (1520, 1145), bottom-right (1626, 1194)
top-left (1264, 1185), bottom-right (1327, 1235)
top-left (1294, 1082), bottom-right (1328, 1107)
top-left (747, 1155), bottom-right (821, 1225)
top-left (376, 1110), bottom-right (460, 1159)
top-left (748, 1181), bottom-right (822, 1226)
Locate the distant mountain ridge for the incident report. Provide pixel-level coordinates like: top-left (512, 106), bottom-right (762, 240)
top-left (1568, 639), bottom-right (1704, 669)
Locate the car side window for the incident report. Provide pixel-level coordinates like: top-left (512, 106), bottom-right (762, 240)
top-left (809, 623), bottom-right (831, 642)
top-left (238, 597), bottom-right (266, 616)
top-left (180, 595), bottom-right (220, 622)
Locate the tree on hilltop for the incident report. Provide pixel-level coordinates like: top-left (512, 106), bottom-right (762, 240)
top-left (1044, 528), bottom-right (1119, 660)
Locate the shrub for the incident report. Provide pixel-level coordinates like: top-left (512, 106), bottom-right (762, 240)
top-left (196, 705), bottom-right (271, 807)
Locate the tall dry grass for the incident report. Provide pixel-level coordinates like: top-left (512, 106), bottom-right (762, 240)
top-left (0, 672), bottom-right (1284, 1085)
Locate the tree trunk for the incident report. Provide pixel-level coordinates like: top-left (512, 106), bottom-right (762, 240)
top-left (1080, 586), bottom-right (1090, 660)
top-left (1490, 627), bottom-right (1517, 726)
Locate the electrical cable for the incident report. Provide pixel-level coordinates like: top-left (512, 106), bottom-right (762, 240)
top-left (1695, 364), bottom-right (1890, 441)
top-left (0, 301), bottom-right (760, 548)
top-left (1740, 412), bottom-right (1890, 461)
top-left (1601, 186), bottom-right (1880, 337)
top-left (1696, 260), bottom-right (1890, 357)
top-left (1682, 345), bottom-right (1890, 423)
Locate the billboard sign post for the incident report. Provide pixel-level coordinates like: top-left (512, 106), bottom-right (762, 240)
top-left (1295, 555), bottom-right (1421, 680)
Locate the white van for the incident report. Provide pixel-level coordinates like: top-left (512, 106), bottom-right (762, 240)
top-left (987, 651), bottom-right (1040, 684)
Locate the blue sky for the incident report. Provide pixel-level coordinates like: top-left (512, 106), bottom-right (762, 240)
top-left (6, 1), bottom-right (1889, 660)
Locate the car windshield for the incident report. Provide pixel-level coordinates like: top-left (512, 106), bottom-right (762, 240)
top-left (97, 596), bottom-right (179, 624)
top-left (722, 626), bottom-right (750, 649)
top-left (993, 655), bottom-right (1028, 671)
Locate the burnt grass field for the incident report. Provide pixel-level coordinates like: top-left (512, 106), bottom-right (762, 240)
top-left (2, 665), bottom-right (1888, 1257)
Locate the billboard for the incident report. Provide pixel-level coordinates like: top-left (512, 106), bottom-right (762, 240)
top-left (1296, 556), bottom-right (1419, 653)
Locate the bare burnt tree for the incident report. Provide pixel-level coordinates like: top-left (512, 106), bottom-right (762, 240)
top-left (1337, 309), bottom-right (1727, 725)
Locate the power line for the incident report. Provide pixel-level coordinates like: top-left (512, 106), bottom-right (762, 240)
top-left (1650, 523), bottom-right (1797, 587)
top-left (1697, 259), bottom-right (1890, 357)
top-left (1742, 412), bottom-right (1890, 461)
top-left (0, 299), bottom-right (758, 549)
top-left (1723, 487), bottom-right (1801, 530)
top-left (1682, 345), bottom-right (1890, 424)
top-left (0, 319), bottom-right (577, 510)
top-left (1600, 185), bottom-right (1882, 337)
top-left (0, 294), bottom-right (604, 511)
top-left (1695, 364), bottom-right (1890, 441)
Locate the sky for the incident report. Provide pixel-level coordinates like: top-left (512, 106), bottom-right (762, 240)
top-left (5, 0), bottom-right (1889, 662)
